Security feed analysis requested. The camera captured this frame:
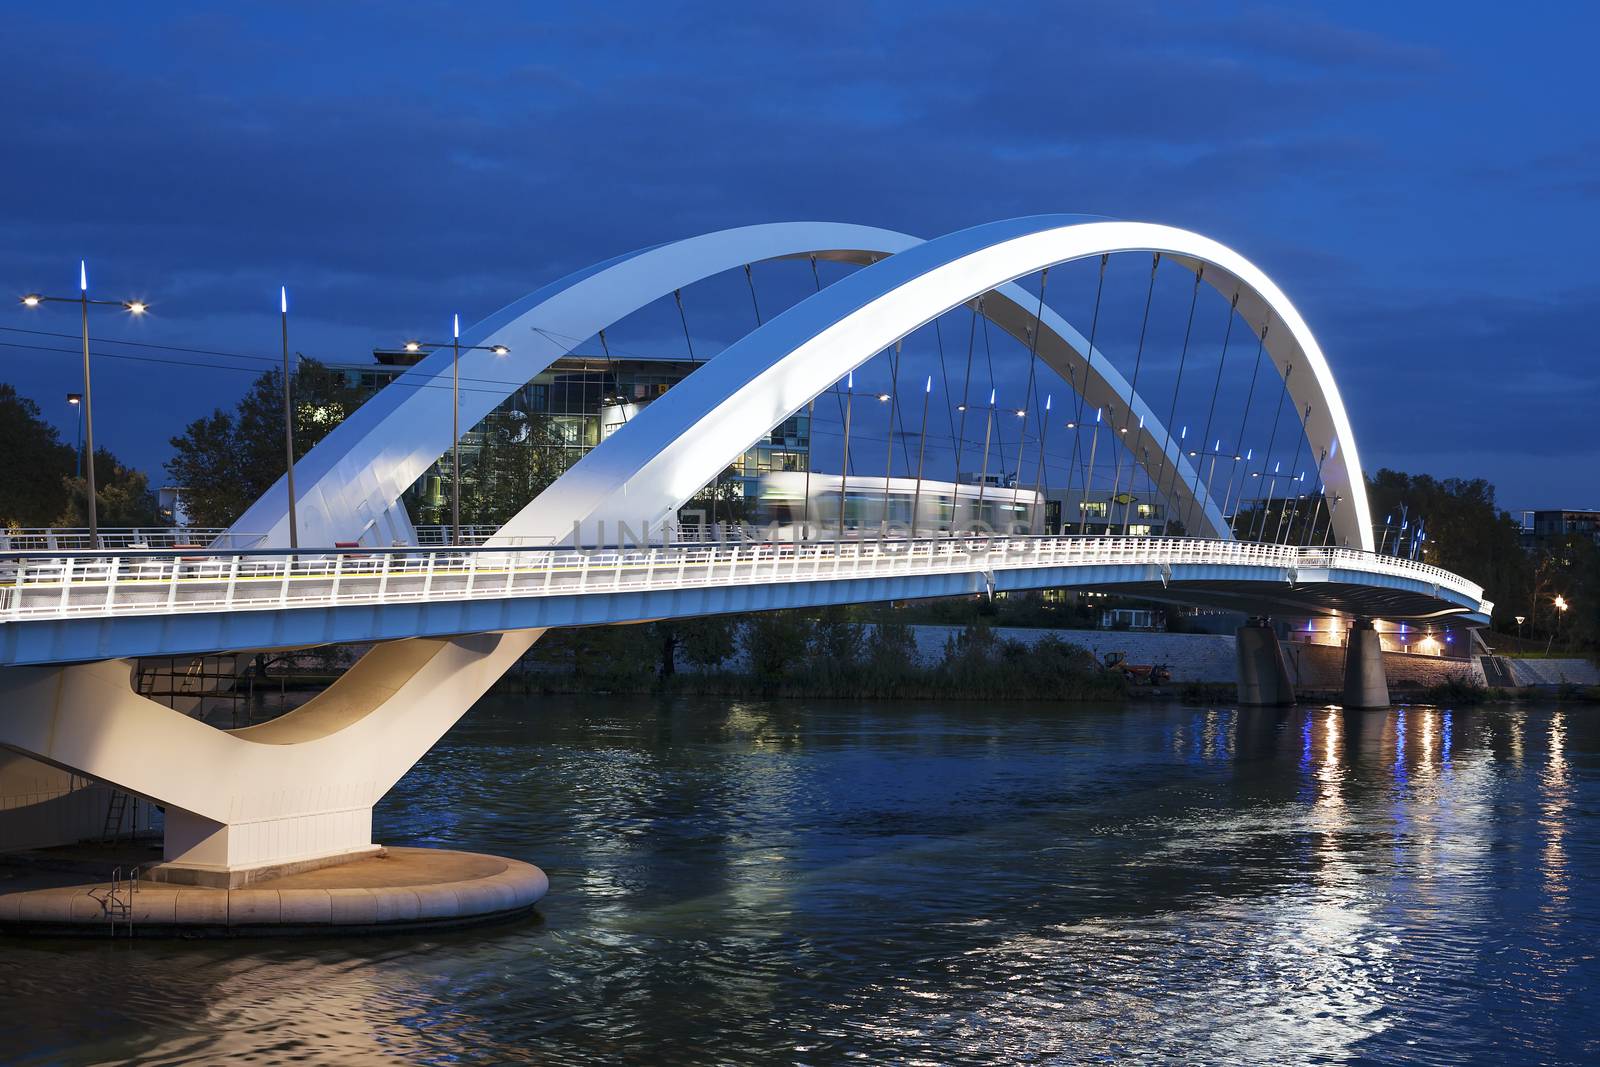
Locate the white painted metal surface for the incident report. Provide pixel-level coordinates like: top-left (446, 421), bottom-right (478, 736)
top-left (0, 536), bottom-right (1488, 625)
top-left (516, 217), bottom-right (1375, 551)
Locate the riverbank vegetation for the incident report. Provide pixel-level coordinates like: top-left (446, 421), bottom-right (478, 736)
top-left (509, 608), bottom-right (1129, 701)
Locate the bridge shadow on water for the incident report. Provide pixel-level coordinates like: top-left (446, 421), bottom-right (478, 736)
top-left (0, 697), bottom-right (1595, 1065)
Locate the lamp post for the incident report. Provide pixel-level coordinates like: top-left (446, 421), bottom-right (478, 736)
top-left (1515, 615), bottom-right (1526, 641)
top-left (66, 393), bottom-right (83, 478)
top-left (1554, 595), bottom-right (1569, 649)
top-left (21, 262), bottom-right (148, 547)
top-left (281, 287), bottom-right (298, 549)
top-left (403, 323), bottom-right (510, 546)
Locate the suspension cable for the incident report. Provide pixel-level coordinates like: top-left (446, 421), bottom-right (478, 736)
top-left (1220, 323), bottom-right (1270, 529)
top-left (1273, 404), bottom-right (1311, 544)
top-left (1246, 364), bottom-right (1294, 542)
top-left (597, 328), bottom-right (628, 425)
top-left (1185, 291), bottom-right (1239, 534)
top-left (980, 303), bottom-right (1007, 487)
top-left (744, 263), bottom-right (762, 325)
top-left (1020, 269), bottom-right (1049, 495)
top-left (1066, 255), bottom-right (1109, 523)
top-left (1107, 253), bottom-right (1161, 533)
top-left (1155, 266), bottom-right (1203, 534)
top-left (953, 300), bottom-right (979, 479)
top-left (673, 289), bottom-right (697, 365)
top-left (932, 315), bottom-right (960, 475)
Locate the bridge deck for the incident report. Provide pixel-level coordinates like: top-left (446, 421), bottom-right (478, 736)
top-left (0, 536), bottom-right (1490, 667)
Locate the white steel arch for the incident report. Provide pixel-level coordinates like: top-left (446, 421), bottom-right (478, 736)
top-left (230, 220), bottom-right (1228, 547)
top-left (505, 216), bottom-right (1373, 551)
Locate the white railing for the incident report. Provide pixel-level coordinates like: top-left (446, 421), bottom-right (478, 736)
top-left (0, 528), bottom-right (243, 551)
top-left (0, 536), bottom-right (1490, 625)
top-left (1, 525), bottom-right (500, 550)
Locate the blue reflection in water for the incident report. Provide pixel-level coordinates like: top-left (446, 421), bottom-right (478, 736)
top-left (0, 698), bottom-right (1596, 1066)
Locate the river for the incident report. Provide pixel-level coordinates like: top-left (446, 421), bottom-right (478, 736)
top-left (0, 697), bottom-right (1596, 1065)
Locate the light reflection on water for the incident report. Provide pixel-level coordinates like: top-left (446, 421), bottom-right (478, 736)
top-left (1, 698), bottom-right (1597, 1065)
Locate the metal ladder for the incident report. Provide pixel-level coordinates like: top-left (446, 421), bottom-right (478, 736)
top-left (101, 790), bottom-right (132, 842)
top-left (94, 866), bottom-right (141, 937)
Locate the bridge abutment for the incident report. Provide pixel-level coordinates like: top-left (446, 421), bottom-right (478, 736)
top-left (1235, 618), bottom-right (1296, 706)
top-left (1341, 618), bottom-right (1390, 709)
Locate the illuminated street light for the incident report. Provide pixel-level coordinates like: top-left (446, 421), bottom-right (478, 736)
top-left (400, 321), bottom-right (512, 545)
top-left (18, 262), bottom-right (151, 546)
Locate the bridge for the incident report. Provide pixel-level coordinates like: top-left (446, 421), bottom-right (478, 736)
top-left (0, 215), bottom-right (1491, 887)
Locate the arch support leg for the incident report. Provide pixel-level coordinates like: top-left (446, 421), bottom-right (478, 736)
top-left (1342, 618), bottom-right (1390, 709)
top-left (1236, 617), bottom-right (1295, 706)
top-left (0, 630), bottom-right (543, 885)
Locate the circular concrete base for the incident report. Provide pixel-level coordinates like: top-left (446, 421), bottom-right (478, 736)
top-left (0, 847), bottom-right (548, 937)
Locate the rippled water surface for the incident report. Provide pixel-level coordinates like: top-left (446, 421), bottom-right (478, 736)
top-left (2, 698), bottom-right (1598, 1065)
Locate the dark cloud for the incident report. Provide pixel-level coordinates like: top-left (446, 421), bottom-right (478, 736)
top-left (0, 0), bottom-right (1594, 506)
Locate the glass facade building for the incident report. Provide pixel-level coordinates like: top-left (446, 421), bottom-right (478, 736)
top-left (325, 349), bottom-right (810, 523)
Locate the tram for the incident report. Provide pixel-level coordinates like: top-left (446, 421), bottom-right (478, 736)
top-left (754, 471), bottom-right (1044, 538)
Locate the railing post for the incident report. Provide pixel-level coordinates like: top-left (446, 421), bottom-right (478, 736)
top-left (331, 551), bottom-right (346, 603)
top-left (106, 556), bottom-right (122, 613)
top-left (57, 557), bottom-right (74, 614)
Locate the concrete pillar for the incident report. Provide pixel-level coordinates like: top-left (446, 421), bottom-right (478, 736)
top-left (1236, 617), bottom-right (1296, 706)
top-left (1342, 618), bottom-right (1390, 709)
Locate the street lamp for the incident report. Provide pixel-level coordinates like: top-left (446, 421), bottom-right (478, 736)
top-left (20, 261), bottom-right (148, 546)
top-left (402, 316), bottom-right (511, 545)
top-left (66, 393), bottom-right (83, 477)
top-left (1515, 614), bottom-right (1526, 640)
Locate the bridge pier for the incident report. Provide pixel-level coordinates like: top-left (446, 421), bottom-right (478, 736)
top-left (0, 630), bottom-right (545, 887)
top-left (1341, 618), bottom-right (1390, 709)
top-left (1235, 617), bottom-right (1296, 706)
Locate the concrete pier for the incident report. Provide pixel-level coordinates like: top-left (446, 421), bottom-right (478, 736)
top-left (1236, 618), bottom-right (1296, 706)
top-left (1342, 618), bottom-right (1391, 709)
top-left (0, 846), bottom-right (547, 937)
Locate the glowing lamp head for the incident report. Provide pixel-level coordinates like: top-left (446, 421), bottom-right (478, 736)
top-left (123, 300), bottom-right (147, 315)
top-left (491, 345), bottom-right (510, 356)
top-left (79, 260), bottom-right (87, 292)
top-left (404, 341), bottom-right (421, 353)
top-left (1015, 409), bottom-right (1026, 418)
top-left (20, 294), bottom-right (42, 307)
top-left (453, 313), bottom-right (460, 340)
top-left (876, 392), bottom-right (891, 403)
top-left (66, 393), bottom-right (81, 406)
top-left (1555, 595), bottom-right (1569, 612)
top-left (280, 286), bottom-right (288, 314)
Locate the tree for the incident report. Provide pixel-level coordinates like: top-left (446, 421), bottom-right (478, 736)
top-left (56, 449), bottom-right (160, 527)
top-left (0, 384), bottom-right (76, 527)
top-left (811, 605), bottom-right (862, 664)
top-left (1365, 469), bottom-right (1530, 632)
top-left (865, 619), bottom-right (917, 673)
top-left (741, 611), bottom-right (810, 678)
top-left (166, 358), bottom-right (367, 527)
top-left (681, 616), bottom-right (737, 669)
top-left (454, 412), bottom-right (571, 529)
